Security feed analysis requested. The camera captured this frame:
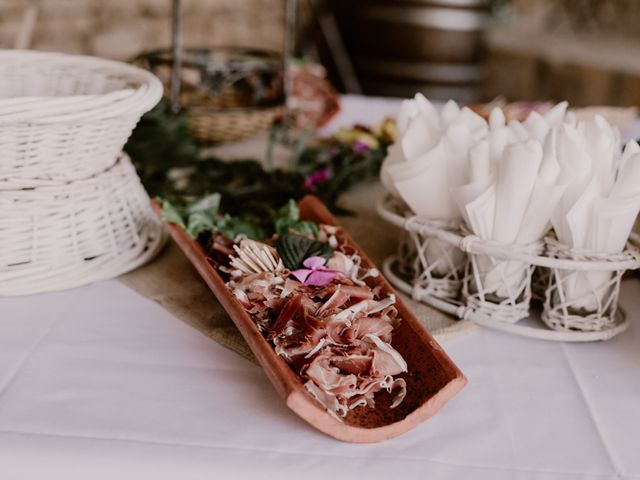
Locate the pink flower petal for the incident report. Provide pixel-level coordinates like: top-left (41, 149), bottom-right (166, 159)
top-left (306, 270), bottom-right (337, 286)
top-left (292, 268), bottom-right (312, 283)
top-left (303, 256), bottom-right (327, 269)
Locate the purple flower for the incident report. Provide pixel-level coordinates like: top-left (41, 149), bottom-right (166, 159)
top-left (353, 140), bottom-right (370, 154)
top-left (304, 167), bottom-right (332, 191)
top-left (291, 256), bottom-right (341, 286)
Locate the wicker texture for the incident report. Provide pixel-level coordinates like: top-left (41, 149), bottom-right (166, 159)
top-left (402, 218), bottom-right (465, 300)
top-left (377, 194), bottom-right (640, 341)
top-left (0, 50), bottom-right (163, 189)
top-left (542, 239), bottom-right (626, 332)
top-left (0, 154), bottom-right (165, 296)
top-left (136, 47), bottom-right (284, 144)
top-left (463, 244), bottom-right (543, 324)
top-left (188, 105), bottom-right (280, 144)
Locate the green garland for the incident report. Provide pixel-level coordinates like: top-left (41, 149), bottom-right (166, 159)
top-left (124, 100), bottom-right (393, 223)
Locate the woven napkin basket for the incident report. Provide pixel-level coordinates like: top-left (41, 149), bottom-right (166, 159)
top-left (0, 50), bottom-right (165, 296)
top-left (378, 195), bottom-right (640, 342)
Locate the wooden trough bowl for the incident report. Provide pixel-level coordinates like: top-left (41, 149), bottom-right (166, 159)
top-left (153, 195), bottom-right (466, 443)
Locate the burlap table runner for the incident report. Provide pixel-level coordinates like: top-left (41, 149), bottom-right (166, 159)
top-left (119, 180), bottom-right (472, 364)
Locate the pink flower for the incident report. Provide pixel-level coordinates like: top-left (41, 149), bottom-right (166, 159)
top-left (304, 168), bottom-right (332, 191)
top-left (353, 140), bottom-right (370, 154)
top-left (291, 256), bottom-right (341, 286)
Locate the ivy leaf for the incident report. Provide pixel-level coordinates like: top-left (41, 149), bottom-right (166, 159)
top-left (273, 199), bottom-right (319, 237)
top-left (215, 215), bottom-right (267, 240)
top-left (160, 198), bottom-right (187, 229)
top-left (160, 194), bottom-right (266, 240)
top-left (186, 211), bottom-right (216, 238)
top-left (276, 233), bottom-right (333, 270)
top-left (186, 193), bottom-right (221, 216)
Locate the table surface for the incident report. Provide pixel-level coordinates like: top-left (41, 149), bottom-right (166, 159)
top-left (2, 96), bottom-right (640, 480)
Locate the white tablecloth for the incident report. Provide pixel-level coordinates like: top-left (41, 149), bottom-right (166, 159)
top-left (1, 96), bottom-right (640, 480)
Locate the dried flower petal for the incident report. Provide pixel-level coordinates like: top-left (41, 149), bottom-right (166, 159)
top-left (306, 270), bottom-right (337, 286)
top-left (303, 256), bottom-right (327, 269)
top-left (292, 256), bottom-right (341, 286)
top-left (292, 269), bottom-right (311, 283)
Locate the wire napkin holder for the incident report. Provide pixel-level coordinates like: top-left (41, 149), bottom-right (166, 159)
top-left (378, 195), bottom-right (640, 342)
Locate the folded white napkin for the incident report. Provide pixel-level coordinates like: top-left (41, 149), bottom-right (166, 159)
top-left (382, 95), bottom-right (640, 309)
top-left (381, 94), bottom-right (487, 221)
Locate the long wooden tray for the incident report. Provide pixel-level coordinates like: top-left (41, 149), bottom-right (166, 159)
top-left (153, 195), bottom-right (466, 443)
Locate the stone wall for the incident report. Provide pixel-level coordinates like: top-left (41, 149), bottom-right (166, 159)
top-left (485, 0), bottom-right (640, 106)
top-left (0, 0), bottom-right (286, 60)
top-left (2, 0), bottom-right (639, 107)
top-left (508, 0), bottom-right (640, 39)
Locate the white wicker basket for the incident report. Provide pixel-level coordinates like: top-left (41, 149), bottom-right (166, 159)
top-left (402, 218), bottom-right (466, 300)
top-left (378, 194), bottom-right (640, 342)
top-left (463, 241), bottom-right (543, 324)
top-left (542, 238), bottom-right (627, 332)
top-left (0, 154), bottom-right (165, 296)
top-left (0, 50), bottom-right (163, 189)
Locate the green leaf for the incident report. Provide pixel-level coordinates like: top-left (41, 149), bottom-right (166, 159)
top-left (273, 199), bottom-right (319, 237)
top-left (186, 211), bottom-right (216, 238)
top-left (287, 221), bottom-right (319, 238)
top-left (276, 199), bottom-right (299, 223)
top-left (160, 198), bottom-right (187, 229)
top-left (215, 215), bottom-right (267, 241)
top-left (159, 194), bottom-right (267, 240)
top-left (186, 193), bottom-right (221, 216)
top-left (276, 233), bottom-right (333, 270)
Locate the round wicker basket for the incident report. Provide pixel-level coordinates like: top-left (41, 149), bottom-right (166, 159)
top-left (0, 50), bottom-right (163, 189)
top-left (0, 154), bottom-right (165, 296)
top-left (187, 103), bottom-right (281, 144)
top-left (136, 47), bottom-right (283, 144)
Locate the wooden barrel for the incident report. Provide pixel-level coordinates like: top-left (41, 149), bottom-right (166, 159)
top-left (332, 0), bottom-right (489, 100)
